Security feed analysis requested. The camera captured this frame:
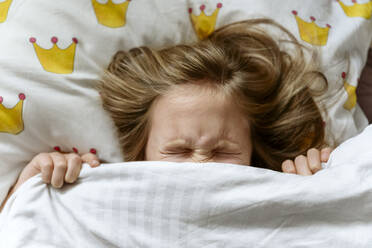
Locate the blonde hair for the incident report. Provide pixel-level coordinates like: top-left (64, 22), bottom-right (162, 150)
top-left (98, 18), bottom-right (328, 172)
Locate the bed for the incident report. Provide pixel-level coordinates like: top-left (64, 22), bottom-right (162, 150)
top-left (2, 125), bottom-right (372, 247)
top-left (1, 0), bottom-right (372, 247)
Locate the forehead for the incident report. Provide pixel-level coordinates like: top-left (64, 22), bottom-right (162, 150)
top-left (166, 82), bottom-right (227, 105)
top-left (147, 83), bottom-right (250, 143)
top-left (152, 83), bottom-right (231, 120)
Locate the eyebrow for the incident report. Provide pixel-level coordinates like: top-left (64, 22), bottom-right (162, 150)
top-left (215, 140), bottom-right (240, 149)
top-left (163, 139), bottom-right (191, 149)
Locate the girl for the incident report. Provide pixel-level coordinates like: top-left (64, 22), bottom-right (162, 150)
top-left (0, 18), bottom-right (332, 211)
top-left (98, 18), bottom-right (332, 172)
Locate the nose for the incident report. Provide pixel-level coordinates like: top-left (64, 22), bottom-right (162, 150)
top-left (191, 153), bottom-right (215, 163)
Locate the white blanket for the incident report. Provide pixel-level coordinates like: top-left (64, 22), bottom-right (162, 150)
top-left (1, 126), bottom-right (372, 247)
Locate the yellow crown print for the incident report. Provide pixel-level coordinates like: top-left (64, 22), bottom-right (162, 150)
top-left (341, 72), bottom-right (357, 110)
top-left (189, 3), bottom-right (222, 40)
top-left (92, 0), bottom-right (131, 28)
top-left (0, 0), bottom-right (12, 23)
top-left (337, 0), bottom-right (372, 19)
top-left (292, 10), bottom-right (331, 46)
top-left (0, 93), bottom-right (25, 135)
top-left (30, 37), bottom-right (78, 74)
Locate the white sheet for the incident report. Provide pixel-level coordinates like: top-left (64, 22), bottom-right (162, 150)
top-left (1, 0), bottom-right (372, 209)
top-left (1, 125), bottom-right (372, 247)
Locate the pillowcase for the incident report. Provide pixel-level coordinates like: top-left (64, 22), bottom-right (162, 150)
top-left (1, 0), bottom-right (371, 205)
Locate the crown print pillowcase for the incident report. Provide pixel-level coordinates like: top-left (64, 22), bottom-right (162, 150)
top-left (0, 0), bottom-right (372, 206)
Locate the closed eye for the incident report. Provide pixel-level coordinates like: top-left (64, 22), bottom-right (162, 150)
top-left (213, 150), bottom-right (241, 156)
top-left (160, 149), bottom-right (192, 156)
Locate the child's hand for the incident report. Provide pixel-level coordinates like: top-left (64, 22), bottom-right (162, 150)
top-left (0, 151), bottom-right (100, 212)
top-left (281, 147), bottom-right (332, 176)
top-left (14, 152), bottom-right (100, 190)
top-left (31, 152), bottom-right (100, 188)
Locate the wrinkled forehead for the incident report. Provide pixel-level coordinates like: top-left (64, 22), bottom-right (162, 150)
top-left (152, 82), bottom-right (231, 116)
top-left (147, 81), bottom-right (250, 142)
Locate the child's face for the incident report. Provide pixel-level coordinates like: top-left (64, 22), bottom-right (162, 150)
top-left (145, 83), bottom-right (252, 166)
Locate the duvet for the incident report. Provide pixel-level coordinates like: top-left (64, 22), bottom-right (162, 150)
top-left (1, 125), bottom-right (372, 247)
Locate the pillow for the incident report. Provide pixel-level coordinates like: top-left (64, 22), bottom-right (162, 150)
top-left (1, 0), bottom-right (371, 205)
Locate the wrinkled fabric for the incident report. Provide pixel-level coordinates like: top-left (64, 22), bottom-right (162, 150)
top-left (1, 125), bottom-right (372, 247)
top-left (1, 0), bottom-right (372, 209)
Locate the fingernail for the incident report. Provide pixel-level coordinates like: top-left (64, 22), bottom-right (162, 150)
top-left (54, 183), bottom-right (63, 189)
top-left (91, 160), bottom-right (99, 166)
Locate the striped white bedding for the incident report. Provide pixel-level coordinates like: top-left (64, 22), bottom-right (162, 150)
top-left (1, 125), bottom-right (372, 247)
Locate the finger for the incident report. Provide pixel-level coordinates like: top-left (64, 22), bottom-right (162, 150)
top-left (64, 153), bottom-right (83, 183)
top-left (35, 153), bottom-right (54, 184)
top-left (320, 147), bottom-right (333, 162)
top-left (294, 155), bottom-right (313, 176)
top-left (281, 160), bottom-right (296, 174)
top-left (307, 148), bottom-right (322, 174)
top-left (81, 153), bottom-right (100, 168)
top-left (50, 152), bottom-right (67, 188)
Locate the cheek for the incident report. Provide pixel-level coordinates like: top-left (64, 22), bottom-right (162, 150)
top-left (144, 132), bottom-right (156, 161)
top-left (214, 154), bottom-right (251, 166)
top-left (232, 139), bottom-right (252, 166)
top-left (144, 144), bottom-right (151, 161)
top-left (242, 144), bottom-right (253, 166)
top-left (145, 139), bottom-right (160, 161)
top-left (162, 156), bottom-right (194, 163)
